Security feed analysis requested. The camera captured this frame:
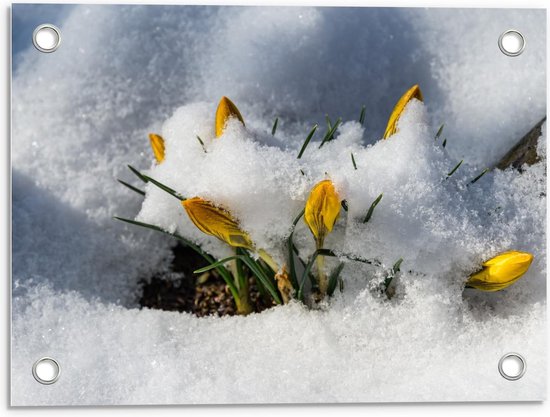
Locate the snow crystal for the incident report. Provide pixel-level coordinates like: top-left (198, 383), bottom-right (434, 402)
top-left (11, 4), bottom-right (546, 405)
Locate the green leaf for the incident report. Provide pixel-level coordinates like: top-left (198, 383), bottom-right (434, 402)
top-left (296, 248), bottom-right (340, 298)
top-left (128, 165), bottom-right (185, 200)
top-left (297, 249), bottom-right (323, 300)
top-left (319, 118), bottom-right (342, 148)
top-left (382, 257), bottom-right (403, 295)
top-left (295, 247), bottom-right (380, 299)
top-left (363, 193), bottom-right (383, 223)
top-left (297, 124), bottom-right (318, 159)
top-left (195, 255), bottom-right (282, 304)
top-left (235, 248), bottom-right (248, 292)
top-left (142, 174), bottom-right (185, 201)
top-left (113, 216), bottom-right (237, 298)
top-left (442, 138), bottom-right (447, 148)
top-left (447, 160), bottom-right (463, 178)
top-left (327, 262), bottom-right (345, 296)
top-left (325, 114), bottom-right (332, 130)
top-left (127, 164), bottom-right (148, 183)
top-left (351, 153), bottom-right (357, 170)
top-left (341, 200), bottom-right (349, 212)
top-left (117, 179), bottom-right (145, 196)
top-left (392, 258), bottom-right (403, 272)
top-left (287, 208), bottom-right (305, 291)
top-left (359, 105), bottom-right (366, 125)
top-left (435, 124), bottom-right (444, 141)
top-left (469, 168), bottom-right (489, 184)
top-left (196, 135), bottom-right (207, 153)
top-left (271, 117), bottom-right (279, 136)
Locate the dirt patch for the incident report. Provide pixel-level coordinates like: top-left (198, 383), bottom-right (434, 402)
top-left (139, 243), bottom-right (275, 316)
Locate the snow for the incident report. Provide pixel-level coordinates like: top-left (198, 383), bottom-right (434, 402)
top-left (11, 4), bottom-right (546, 405)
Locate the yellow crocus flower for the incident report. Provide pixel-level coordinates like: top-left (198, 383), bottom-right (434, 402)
top-left (304, 180), bottom-right (341, 298)
top-left (215, 96), bottom-right (245, 137)
top-left (466, 251), bottom-right (534, 291)
top-left (149, 133), bottom-right (165, 163)
top-left (182, 197), bottom-right (254, 250)
top-left (383, 84), bottom-right (423, 139)
top-left (304, 179), bottom-right (341, 248)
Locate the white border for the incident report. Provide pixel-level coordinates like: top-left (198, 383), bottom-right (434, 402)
top-left (1, 1), bottom-right (549, 416)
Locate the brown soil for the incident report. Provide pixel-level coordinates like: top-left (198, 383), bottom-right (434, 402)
top-left (139, 243), bottom-right (275, 317)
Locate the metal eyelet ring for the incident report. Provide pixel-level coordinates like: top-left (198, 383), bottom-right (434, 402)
top-left (498, 353), bottom-right (526, 381)
top-left (32, 24), bottom-right (62, 53)
top-left (32, 357), bottom-right (61, 385)
top-left (498, 30), bottom-right (525, 57)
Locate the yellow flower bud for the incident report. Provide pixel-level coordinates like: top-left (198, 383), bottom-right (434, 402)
top-left (182, 197), bottom-right (253, 250)
top-left (383, 84), bottom-right (423, 139)
top-left (215, 96), bottom-right (245, 137)
top-left (466, 251), bottom-right (534, 291)
top-left (149, 133), bottom-right (165, 163)
top-left (304, 180), bottom-right (341, 248)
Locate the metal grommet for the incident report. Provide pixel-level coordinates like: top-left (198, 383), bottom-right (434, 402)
top-left (32, 357), bottom-right (61, 385)
top-left (32, 24), bottom-right (62, 53)
top-left (498, 29), bottom-right (525, 57)
top-left (498, 353), bottom-right (526, 381)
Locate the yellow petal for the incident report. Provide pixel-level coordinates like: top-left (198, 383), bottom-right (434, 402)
top-left (383, 84), bottom-right (423, 139)
top-left (149, 133), bottom-right (165, 163)
top-left (215, 96), bottom-right (245, 137)
top-left (182, 197), bottom-right (253, 250)
top-left (466, 250), bottom-right (534, 291)
top-left (304, 180), bottom-right (341, 247)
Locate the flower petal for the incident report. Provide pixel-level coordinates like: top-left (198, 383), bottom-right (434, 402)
top-left (215, 96), bottom-right (245, 137)
top-left (383, 84), bottom-right (423, 139)
top-left (304, 180), bottom-right (341, 247)
top-left (182, 197), bottom-right (253, 250)
top-left (149, 133), bottom-right (165, 163)
top-left (467, 250), bottom-right (534, 291)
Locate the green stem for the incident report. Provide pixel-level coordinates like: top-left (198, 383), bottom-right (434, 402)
top-left (316, 254), bottom-right (327, 297)
top-left (258, 249), bottom-right (279, 272)
top-left (234, 248), bottom-right (252, 315)
top-left (234, 296), bottom-right (253, 315)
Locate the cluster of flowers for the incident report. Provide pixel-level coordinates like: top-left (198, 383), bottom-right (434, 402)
top-left (120, 86), bottom-right (534, 315)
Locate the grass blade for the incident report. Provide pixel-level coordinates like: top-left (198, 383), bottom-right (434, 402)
top-left (297, 249), bottom-right (323, 300)
top-left (128, 165), bottom-right (185, 200)
top-left (327, 262), bottom-right (345, 296)
top-left (128, 164), bottom-right (148, 183)
top-left (383, 258), bottom-right (403, 295)
top-left (341, 200), bottom-right (348, 212)
top-left (235, 248), bottom-right (248, 293)
top-left (363, 193), bottom-right (383, 223)
top-left (435, 124), bottom-right (444, 141)
top-left (195, 254), bottom-right (282, 304)
top-left (271, 117), bottom-right (279, 135)
top-left (319, 118), bottom-right (342, 149)
top-left (442, 138), bottom-right (447, 148)
top-left (447, 160), bottom-right (463, 178)
top-left (359, 105), bottom-right (366, 125)
top-left (297, 124), bottom-right (318, 159)
top-left (287, 208), bottom-right (305, 290)
top-left (196, 135), bottom-right (207, 153)
top-left (117, 179), bottom-right (145, 196)
top-left (469, 168), bottom-right (489, 184)
top-left (114, 216), bottom-right (237, 297)
top-left (351, 153), bottom-right (357, 170)
top-left (295, 247), bottom-right (381, 299)
top-left (143, 174), bottom-right (185, 200)
top-left (325, 114), bottom-right (332, 130)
